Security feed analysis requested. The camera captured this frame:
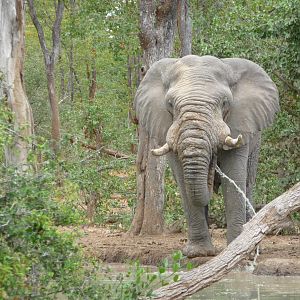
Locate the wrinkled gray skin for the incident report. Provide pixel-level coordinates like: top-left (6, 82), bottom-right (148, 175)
top-left (134, 55), bottom-right (279, 257)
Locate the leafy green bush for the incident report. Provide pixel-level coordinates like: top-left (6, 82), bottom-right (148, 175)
top-left (68, 251), bottom-right (193, 299)
top-left (164, 167), bottom-right (184, 225)
top-left (209, 194), bottom-right (226, 228)
top-left (0, 164), bottom-right (84, 298)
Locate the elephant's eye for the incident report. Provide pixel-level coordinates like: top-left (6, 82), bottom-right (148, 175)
top-left (222, 98), bottom-right (229, 110)
top-left (167, 98), bottom-right (174, 108)
top-left (167, 98), bottom-right (174, 114)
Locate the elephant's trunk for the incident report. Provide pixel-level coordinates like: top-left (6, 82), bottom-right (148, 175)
top-left (182, 154), bottom-right (211, 206)
top-left (177, 114), bottom-right (216, 207)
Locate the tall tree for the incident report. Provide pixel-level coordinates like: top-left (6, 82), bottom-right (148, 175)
top-left (0, 0), bottom-right (34, 170)
top-left (139, 0), bottom-right (178, 70)
top-left (177, 0), bottom-right (192, 56)
top-left (130, 0), bottom-right (179, 235)
top-left (28, 0), bottom-right (64, 152)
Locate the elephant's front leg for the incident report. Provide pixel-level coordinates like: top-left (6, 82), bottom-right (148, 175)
top-left (167, 152), bottom-right (215, 257)
top-left (246, 133), bottom-right (261, 221)
top-left (220, 144), bottom-right (250, 244)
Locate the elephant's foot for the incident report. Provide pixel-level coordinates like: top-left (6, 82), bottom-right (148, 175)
top-left (182, 240), bottom-right (216, 258)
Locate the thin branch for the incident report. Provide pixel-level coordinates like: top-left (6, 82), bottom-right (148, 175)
top-left (52, 0), bottom-right (65, 63)
top-left (27, 0), bottom-right (50, 63)
top-left (60, 40), bottom-right (83, 97)
top-left (0, 220), bottom-right (10, 228)
top-left (80, 142), bottom-right (130, 159)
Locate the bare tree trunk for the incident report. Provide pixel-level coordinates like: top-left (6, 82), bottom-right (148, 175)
top-left (86, 50), bottom-right (97, 101)
top-left (139, 0), bottom-right (178, 70)
top-left (152, 182), bottom-right (300, 299)
top-left (127, 55), bottom-right (133, 93)
top-left (130, 127), bottom-right (166, 235)
top-left (0, 0), bottom-right (34, 170)
top-left (69, 42), bottom-right (75, 102)
top-left (62, 40), bottom-right (81, 101)
top-left (59, 56), bottom-right (65, 98)
top-left (177, 0), bottom-right (192, 56)
top-left (46, 65), bottom-right (61, 150)
top-left (69, 0), bottom-right (75, 102)
top-left (88, 64), bottom-right (97, 100)
top-left (28, 0), bottom-right (64, 152)
top-left (130, 0), bottom-right (178, 235)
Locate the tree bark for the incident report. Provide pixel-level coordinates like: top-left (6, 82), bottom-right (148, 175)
top-left (139, 0), bottom-right (178, 70)
top-left (0, 0), bottom-right (34, 170)
top-left (87, 48), bottom-right (97, 100)
top-left (177, 0), bottom-right (192, 56)
top-left (88, 65), bottom-right (97, 100)
top-left (151, 182), bottom-right (300, 299)
top-left (59, 56), bottom-right (65, 99)
top-left (69, 42), bottom-right (75, 102)
top-left (46, 64), bottom-right (60, 151)
top-left (130, 0), bottom-right (178, 235)
top-left (130, 127), bottom-right (166, 235)
top-left (28, 0), bottom-right (64, 152)
top-left (69, 0), bottom-right (76, 102)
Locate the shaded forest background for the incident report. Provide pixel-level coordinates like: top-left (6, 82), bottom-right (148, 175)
top-left (0, 0), bottom-right (299, 298)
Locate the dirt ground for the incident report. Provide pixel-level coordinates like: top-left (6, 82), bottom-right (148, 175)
top-left (62, 226), bottom-right (300, 276)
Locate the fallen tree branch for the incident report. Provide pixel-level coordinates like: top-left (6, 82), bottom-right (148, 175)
top-left (151, 182), bottom-right (300, 300)
top-left (80, 142), bottom-right (130, 159)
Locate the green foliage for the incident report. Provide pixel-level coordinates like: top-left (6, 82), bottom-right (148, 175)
top-left (21, 0), bottom-right (299, 234)
top-left (0, 163), bottom-right (177, 298)
top-left (270, 0), bottom-right (300, 87)
top-left (0, 174), bottom-right (83, 298)
top-left (2, 0), bottom-right (299, 296)
top-left (24, 0), bottom-right (138, 229)
top-left (0, 102), bottom-right (14, 152)
top-left (59, 250), bottom-right (190, 299)
top-left (164, 167), bottom-right (184, 224)
top-left (209, 194), bottom-right (226, 228)
top-left (105, 250), bottom-right (188, 298)
top-left (255, 95), bottom-right (300, 203)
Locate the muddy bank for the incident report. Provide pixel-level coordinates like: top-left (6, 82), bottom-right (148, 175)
top-left (254, 258), bottom-right (300, 276)
top-left (62, 227), bottom-right (300, 275)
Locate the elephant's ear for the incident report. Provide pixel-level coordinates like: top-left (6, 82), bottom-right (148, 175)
top-left (134, 58), bottom-right (178, 145)
top-left (222, 58), bottom-right (279, 140)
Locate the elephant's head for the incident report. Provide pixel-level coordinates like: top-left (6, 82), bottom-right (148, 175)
top-left (134, 55), bottom-right (279, 207)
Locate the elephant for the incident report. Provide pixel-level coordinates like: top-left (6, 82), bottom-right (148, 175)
top-left (134, 55), bottom-right (279, 258)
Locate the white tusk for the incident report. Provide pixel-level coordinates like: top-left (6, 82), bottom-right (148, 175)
top-left (151, 143), bottom-right (170, 156)
top-left (223, 134), bottom-right (243, 150)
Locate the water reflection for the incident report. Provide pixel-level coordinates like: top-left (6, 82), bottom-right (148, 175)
top-left (189, 272), bottom-right (300, 299)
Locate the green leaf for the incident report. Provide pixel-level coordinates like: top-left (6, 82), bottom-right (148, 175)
top-left (162, 258), bottom-right (169, 268)
top-left (150, 274), bottom-right (157, 283)
top-left (186, 261), bottom-right (194, 271)
top-left (172, 262), bottom-right (180, 273)
top-left (172, 250), bottom-right (183, 262)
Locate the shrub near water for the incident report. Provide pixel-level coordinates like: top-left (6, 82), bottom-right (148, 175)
top-left (0, 170), bottom-right (84, 298)
top-left (0, 167), bottom-right (189, 299)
